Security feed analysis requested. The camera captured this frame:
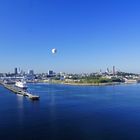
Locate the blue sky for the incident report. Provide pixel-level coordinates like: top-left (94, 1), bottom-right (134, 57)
top-left (0, 0), bottom-right (140, 73)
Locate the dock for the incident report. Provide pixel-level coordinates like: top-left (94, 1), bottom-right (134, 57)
top-left (1, 83), bottom-right (40, 100)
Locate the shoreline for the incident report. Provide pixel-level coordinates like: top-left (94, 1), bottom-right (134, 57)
top-left (60, 82), bottom-right (122, 86)
top-left (26, 80), bottom-right (140, 86)
top-left (29, 81), bottom-right (124, 86)
top-left (27, 80), bottom-right (140, 86)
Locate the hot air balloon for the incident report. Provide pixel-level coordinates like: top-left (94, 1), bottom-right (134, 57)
top-left (52, 48), bottom-right (57, 54)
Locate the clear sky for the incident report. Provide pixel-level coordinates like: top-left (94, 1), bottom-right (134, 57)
top-left (0, 0), bottom-right (140, 73)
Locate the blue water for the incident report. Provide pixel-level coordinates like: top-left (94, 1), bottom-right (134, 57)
top-left (1, 83), bottom-right (140, 140)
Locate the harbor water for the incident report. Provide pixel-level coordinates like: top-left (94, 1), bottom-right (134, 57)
top-left (1, 83), bottom-right (140, 140)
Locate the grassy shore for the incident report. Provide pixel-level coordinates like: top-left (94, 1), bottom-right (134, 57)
top-left (41, 80), bottom-right (122, 86)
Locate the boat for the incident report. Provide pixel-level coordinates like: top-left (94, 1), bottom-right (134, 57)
top-left (15, 81), bottom-right (28, 90)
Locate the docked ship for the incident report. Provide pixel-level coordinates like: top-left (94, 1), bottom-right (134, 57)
top-left (15, 81), bottom-right (28, 90)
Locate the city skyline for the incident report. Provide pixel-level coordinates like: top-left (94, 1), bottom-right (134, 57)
top-left (0, 0), bottom-right (140, 73)
top-left (1, 66), bottom-right (138, 75)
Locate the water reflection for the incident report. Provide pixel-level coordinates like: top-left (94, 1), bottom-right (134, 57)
top-left (49, 88), bottom-right (58, 139)
top-left (16, 95), bottom-right (24, 125)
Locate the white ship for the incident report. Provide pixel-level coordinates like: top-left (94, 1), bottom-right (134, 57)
top-left (15, 81), bottom-right (28, 90)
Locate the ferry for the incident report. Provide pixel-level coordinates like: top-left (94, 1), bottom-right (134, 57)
top-left (15, 81), bottom-right (28, 90)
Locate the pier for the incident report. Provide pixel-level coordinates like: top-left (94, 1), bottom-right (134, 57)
top-left (1, 83), bottom-right (40, 100)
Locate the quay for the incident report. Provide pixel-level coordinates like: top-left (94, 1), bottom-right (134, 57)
top-left (1, 82), bottom-right (40, 100)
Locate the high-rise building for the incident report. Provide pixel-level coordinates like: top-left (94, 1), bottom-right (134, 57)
top-left (18, 68), bottom-right (21, 74)
top-left (113, 66), bottom-right (115, 76)
top-left (48, 70), bottom-right (53, 75)
top-left (48, 70), bottom-right (54, 77)
top-left (14, 68), bottom-right (18, 75)
top-left (99, 69), bottom-right (102, 75)
top-left (28, 70), bottom-right (34, 75)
